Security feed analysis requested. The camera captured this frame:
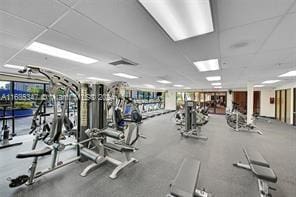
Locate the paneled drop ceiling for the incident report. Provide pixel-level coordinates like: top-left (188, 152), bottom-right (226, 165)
top-left (1, 0), bottom-right (296, 89)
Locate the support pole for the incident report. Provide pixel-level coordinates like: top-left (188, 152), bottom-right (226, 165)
top-left (247, 83), bottom-right (254, 124)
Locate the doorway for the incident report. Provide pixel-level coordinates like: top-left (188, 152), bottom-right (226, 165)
top-left (233, 91), bottom-right (260, 114)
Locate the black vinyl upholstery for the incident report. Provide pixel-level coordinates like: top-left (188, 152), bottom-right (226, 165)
top-left (170, 158), bottom-right (200, 197)
top-left (16, 147), bottom-right (52, 159)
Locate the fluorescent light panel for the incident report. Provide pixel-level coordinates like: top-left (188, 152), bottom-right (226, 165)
top-left (206, 76), bottom-right (221, 81)
top-left (184, 87), bottom-right (191, 89)
top-left (254, 85), bottom-right (264, 87)
top-left (262, 80), bottom-right (280, 84)
top-left (3, 64), bottom-right (24, 70)
top-left (144, 84), bottom-right (155, 88)
top-left (26, 42), bottom-right (98, 64)
top-left (113, 73), bottom-right (138, 79)
top-left (174, 84), bottom-right (184, 87)
top-left (194, 59), bottom-right (219, 72)
top-left (138, 0), bottom-right (214, 41)
top-left (279, 70), bottom-right (296, 77)
top-left (214, 86), bottom-right (222, 89)
top-left (157, 80), bottom-right (172, 84)
top-left (211, 82), bottom-right (221, 86)
top-left (87, 77), bottom-right (111, 82)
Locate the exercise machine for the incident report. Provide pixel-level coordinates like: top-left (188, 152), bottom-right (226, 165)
top-left (168, 158), bottom-right (212, 197)
top-left (233, 147), bottom-right (277, 197)
top-left (80, 124), bottom-right (138, 179)
top-left (226, 102), bottom-right (262, 135)
top-left (8, 65), bottom-right (81, 187)
top-left (0, 105), bottom-right (23, 149)
top-left (180, 101), bottom-right (208, 140)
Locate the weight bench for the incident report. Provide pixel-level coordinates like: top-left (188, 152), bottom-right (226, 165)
top-left (233, 147), bottom-right (277, 197)
top-left (168, 158), bottom-right (212, 197)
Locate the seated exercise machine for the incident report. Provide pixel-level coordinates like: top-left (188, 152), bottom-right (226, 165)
top-left (233, 147), bottom-right (277, 197)
top-left (80, 123), bottom-right (138, 179)
top-left (226, 102), bottom-right (262, 135)
top-left (168, 158), bottom-right (212, 197)
top-left (0, 105), bottom-right (23, 149)
top-left (179, 101), bottom-right (208, 140)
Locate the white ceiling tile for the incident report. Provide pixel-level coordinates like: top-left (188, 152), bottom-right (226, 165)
top-left (58, 0), bottom-right (80, 7)
top-left (217, 0), bottom-right (294, 31)
top-left (0, 45), bottom-right (18, 63)
top-left (176, 32), bottom-right (220, 61)
top-left (0, 0), bottom-right (68, 26)
top-left (261, 13), bottom-right (296, 51)
top-left (0, 11), bottom-right (45, 40)
top-left (220, 17), bottom-right (279, 57)
top-left (74, 0), bottom-right (171, 50)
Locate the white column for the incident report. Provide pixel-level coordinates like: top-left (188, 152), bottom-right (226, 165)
top-left (247, 83), bottom-right (254, 124)
top-left (226, 90), bottom-right (233, 111)
top-left (290, 88), bottom-right (294, 124)
top-left (165, 90), bottom-right (176, 110)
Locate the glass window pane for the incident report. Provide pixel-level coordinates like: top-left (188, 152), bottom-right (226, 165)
top-left (14, 82), bottom-right (44, 135)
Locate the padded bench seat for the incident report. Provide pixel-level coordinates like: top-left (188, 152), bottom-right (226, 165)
top-left (170, 158), bottom-right (200, 197)
top-left (251, 164), bottom-right (277, 183)
top-left (243, 147), bottom-right (277, 183)
top-left (104, 142), bottom-right (134, 152)
top-left (243, 147), bottom-right (270, 167)
top-left (16, 147), bottom-right (52, 159)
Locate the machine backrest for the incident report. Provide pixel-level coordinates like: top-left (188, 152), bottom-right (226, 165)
top-left (124, 123), bottom-right (138, 146)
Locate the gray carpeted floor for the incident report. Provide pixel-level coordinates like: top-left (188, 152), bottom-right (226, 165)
top-left (0, 114), bottom-right (295, 197)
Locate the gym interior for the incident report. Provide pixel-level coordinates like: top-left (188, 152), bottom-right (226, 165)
top-left (0, 1), bottom-right (295, 197)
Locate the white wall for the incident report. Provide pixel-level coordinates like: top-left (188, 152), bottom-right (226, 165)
top-left (165, 90), bottom-right (176, 110)
top-left (260, 88), bottom-right (275, 117)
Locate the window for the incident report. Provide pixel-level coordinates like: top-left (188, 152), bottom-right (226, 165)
top-left (14, 82), bottom-right (45, 135)
top-left (0, 81), bottom-right (14, 135)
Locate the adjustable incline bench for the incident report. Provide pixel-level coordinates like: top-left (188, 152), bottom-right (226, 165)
top-left (233, 147), bottom-right (277, 197)
top-left (168, 158), bottom-right (212, 197)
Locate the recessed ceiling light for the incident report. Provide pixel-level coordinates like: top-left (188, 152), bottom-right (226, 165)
top-left (184, 87), bottom-right (191, 90)
top-left (206, 76), bottom-right (221, 81)
top-left (144, 84), bottom-right (155, 88)
top-left (113, 73), bottom-right (138, 79)
top-left (213, 86), bottom-right (222, 89)
top-left (262, 80), bottom-right (280, 84)
top-left (194, 59), bottom-right (219, 72)
top-left (173, 84), bottom-right (184, 87)
top-left (138, 0), bottom-right (214, 41)
top-left (87, 77), bottom-right (111, 82)
top-left (26, 42), bottom-right (98, 64)
top-left (156, 80), bottom-right (172, 84)
top-left (279, 70), bottom-right (296, 77)
top-left (77, 73), bottom-right (85, 76)
top-left (3, 64), bottom-right (25, 70)
top-left (211, 82), bottom-right (221, 86)
top-left (254, 85), bottom-right (264, 87)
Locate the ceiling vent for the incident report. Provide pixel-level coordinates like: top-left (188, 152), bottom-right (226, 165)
top-left (230, 41), bottom-right (249, 49)
top-left (109, 58), bottom-right (138, 66)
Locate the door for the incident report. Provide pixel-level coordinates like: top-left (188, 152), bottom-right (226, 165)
top-left (253, 91), bottom-right (261, 115)
top-left (233, 91), bottom-right (247, 114)
top-left (275, 90), bottom-right (281, 120)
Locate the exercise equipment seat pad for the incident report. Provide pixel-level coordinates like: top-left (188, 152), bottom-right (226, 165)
top-left (170, 158), bottom-right (200, 197)
top-left (251, 164), bottom-right (277, 183)
top-left (16, 147), bottom-right (52, 159)
top-left (243, 147), bottom-right (270, 167)
top-left (104, 142), bottom-right (134, 152)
